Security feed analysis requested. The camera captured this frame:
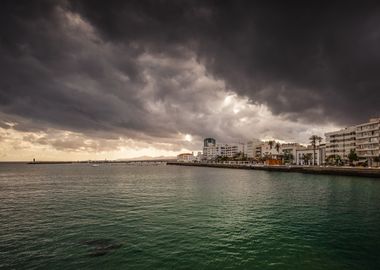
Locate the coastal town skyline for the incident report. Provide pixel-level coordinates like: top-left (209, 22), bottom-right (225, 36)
top-left (2, 2), bottom-right (380, 269)
top-left (1, 1), bottom-right (380, 161)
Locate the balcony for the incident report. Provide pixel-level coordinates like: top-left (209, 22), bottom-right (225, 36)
top-left (356, 125), bottom-right (379, 132)
top-left (357, 134), bottom-right (378, 139)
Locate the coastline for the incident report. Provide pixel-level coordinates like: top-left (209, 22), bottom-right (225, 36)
top-left (167, 162), bottom-right (380, 178)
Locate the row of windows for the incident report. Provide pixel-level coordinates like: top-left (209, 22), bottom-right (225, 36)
top-left (326, 143), bottom-right (356, 148)
top-left (326, 149), bottom-right (350, 153)
top-left (328, 137), bottom-right (356, 143)
top-left (357, 138), bottom-right (379, 144)
top-left (356, 131), bottom-right (379, 138)
top-left (357, 144), bottom-right (380, 150)
top-left (357, 150), bottom-right (379, 156)
top-left (328, 132), bottom-right (355, 138)
top-left (357, 124), bottom-right (379, 131)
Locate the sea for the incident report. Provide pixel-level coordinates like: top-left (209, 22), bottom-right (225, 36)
top-left (1, 163), bottom-right (380, 269)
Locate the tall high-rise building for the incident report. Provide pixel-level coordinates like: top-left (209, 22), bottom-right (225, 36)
top-left (203, 138), bottom-right (216, 147)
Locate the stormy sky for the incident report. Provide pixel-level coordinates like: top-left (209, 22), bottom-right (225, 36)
top-left (1, 0), bottom-right (379, 160)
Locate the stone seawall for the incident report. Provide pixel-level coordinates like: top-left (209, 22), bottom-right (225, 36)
top-left (167, 162), bottom-right (380, 178)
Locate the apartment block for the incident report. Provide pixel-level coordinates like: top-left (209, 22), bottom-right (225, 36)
top-left (356, 118), bottom-right (380, 165)
top-left (325, 126), bottom-right (356, 162)
top-left (246, 139), bottom-right (262, 158)
top-left (203, 140), bottom-right (246, 160)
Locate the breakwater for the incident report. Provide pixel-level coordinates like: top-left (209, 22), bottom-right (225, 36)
top-left (167, 162), bottom-right (380, 178)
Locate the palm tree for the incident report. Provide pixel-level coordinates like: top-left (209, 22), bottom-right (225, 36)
top-left (275, 142), bottom-right (281, 153)
top-left (268, 140), bottom-right (274, 150)
top-left (309, 135), bottom-right (323, 166)
top-left (302, 153), bottom-right (313, 165)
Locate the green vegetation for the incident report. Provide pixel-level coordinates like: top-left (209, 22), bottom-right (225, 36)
top-left (348, 149), bottom-right (359, 165)
top-left (275, 142), bottom-right (281, 153)
top-left (309, 135), bottom-right (322, 165)
top-left (268, 140), bottom-right (274, 150)
top-left (326, 154), bottom-right (343, 166)
top-left (302, 153), bottom-right (313, 165)
top-left (283, 152), bottom-right (294, 164)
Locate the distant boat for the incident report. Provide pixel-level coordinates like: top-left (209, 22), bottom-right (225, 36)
top-left (91, 164), bottom-right (99, 167)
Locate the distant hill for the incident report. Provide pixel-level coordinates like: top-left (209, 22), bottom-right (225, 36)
top-left (117, 155), bottom-right (176, 161)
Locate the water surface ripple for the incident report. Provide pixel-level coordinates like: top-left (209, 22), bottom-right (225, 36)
top-left (1, 164), bottom-right (379, 269)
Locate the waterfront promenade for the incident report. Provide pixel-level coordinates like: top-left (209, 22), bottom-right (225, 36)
top-left (168, 162), bottom-right (380, 178)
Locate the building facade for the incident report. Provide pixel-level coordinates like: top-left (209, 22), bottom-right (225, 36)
top-left (296, 147), bottom-right (323, 166)
top-left (356, 118), bottom-right (380, 165)
top-left (177, 153), bottom-right (195, 162)
top-left (281, 143), bottom-right (304, 164)
top-left (325, 126), bottom-right (356, 163)
top-left (203, 138), bottom-right (217, 160)
top-left (204, 138), bottom-right (216, 147)
top-left (225, 143), bottom-right (245, 158)
top-left (246, 139), bottom-right (262, 158)
top-left (202, 138), bottom-right (246, 160)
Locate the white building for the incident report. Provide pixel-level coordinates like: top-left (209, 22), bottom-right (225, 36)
top-left (356, 118), bottom-right (380, 165)
top-left (202, 138), bottom-right (246, 160)
top-left (325, 126), bottom-right (356, 163)
top-left (203, 144), bottom-right (220, 160)
top-left (195, 152), bottom-right (203, 162)
top-left (296, 146), bottom-right (322, 166)
top-left (177, 153), bottom-right (195, 162)
top-left (246, 139), bottom-right (262, 158)
top-left (319, 143), bottom-right (326, 165)
top-left (281, 143), bottom-right (304, 164)
top-left (225, 143), bottom-right (246, 158)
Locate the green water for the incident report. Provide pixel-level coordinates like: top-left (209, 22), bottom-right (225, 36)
top-left (0, 164), bottom-right (379, 269)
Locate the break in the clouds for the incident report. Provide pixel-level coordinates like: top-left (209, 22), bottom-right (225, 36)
top-left (0, 0), bottom-right (379, 160)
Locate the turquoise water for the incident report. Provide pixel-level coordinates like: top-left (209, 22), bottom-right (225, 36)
top-left (0, 164), bottom-right (380, 269)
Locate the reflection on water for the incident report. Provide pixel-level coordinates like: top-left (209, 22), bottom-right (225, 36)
top-left (0, 164), bottom-right (380, 269)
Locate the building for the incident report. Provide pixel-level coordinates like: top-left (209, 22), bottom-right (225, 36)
top-left (281, 143), bottom-right (304, 164)
top-left (195, 152), bottom-right (203, 162)
top-left (355, 118), bottom-right (380, 166)
top-left (203, 138), bottom-right (217, 160)
top-left (296, 146), bottom-right (323, 166)
top-left (177, 153), bottom-right (195, 162)
top-left (255, 145), bottom-right (262, 158)
top-left (202, 138), bottom-right (246, 160)
top-left (203, 144), bottom-right (219, 160)
top-left (204, 138), bottom-right (216, 147)
top-left (319, 143), bottom-right (326, 165)
top-left (246, 139), bottom-right (262, 158)
top-left (260, 141), bottom-right (282, 159)
top-left (325, 126), bottom-right (356, 163)
top-left (225, 143), bottom-right (246, 158)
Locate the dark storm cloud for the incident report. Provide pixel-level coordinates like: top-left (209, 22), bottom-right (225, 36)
top-left (0, 0), bottom-right (380, 152)
top-left (0, 0), bottom-right (161, 138)
top-left (71, 0), bottom-right (380, 124)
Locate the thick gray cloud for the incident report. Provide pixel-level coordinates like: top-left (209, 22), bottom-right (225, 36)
top-left (0, 0), bottom-right (379, 153)
top-left (71, 0), bottom-right (380, 124)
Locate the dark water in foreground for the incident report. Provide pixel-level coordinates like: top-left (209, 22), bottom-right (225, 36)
top-left (1, 164), bottom-right (380, 269)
